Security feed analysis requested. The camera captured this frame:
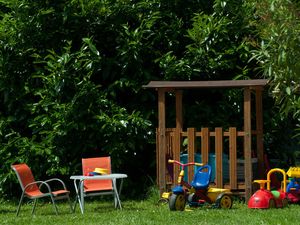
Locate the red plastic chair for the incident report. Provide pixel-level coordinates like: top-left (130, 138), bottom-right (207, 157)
top-left (78, 157), bottom-right (114, 212)
top-left (11, 163), bottom-right (72, 216)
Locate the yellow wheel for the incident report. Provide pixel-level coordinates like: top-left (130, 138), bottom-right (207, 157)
top-left (216, 194), bottom-right (233, 209)
top-left (169, 194), bottom-right (186, 211)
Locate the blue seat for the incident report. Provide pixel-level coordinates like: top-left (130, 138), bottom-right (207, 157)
top-left (191, 165), bottom-right (212, 190)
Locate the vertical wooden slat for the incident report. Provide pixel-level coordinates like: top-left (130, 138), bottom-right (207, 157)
top-left (187, 128), bottom-right (196, 182)
top-left (166, 129), bottom-right (173, 186)
top-left (173, 127), bottom-right (181, 184)
top-left (255, 87), bottom-right (264, 178)
top-left (244, 87), bottom-right (252, 201)
top-left (229, 127), bottom-right (237, 189)
top-left (158, 89), bottom-right (166, 193)
top-left (215, 127), bottom-right (223, 187)
top-left (201, 128), bottom-right (209, 165)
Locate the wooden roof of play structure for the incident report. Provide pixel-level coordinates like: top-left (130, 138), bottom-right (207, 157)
top-left (143, 79), bottom-right (269, 201)
top-left (144, 79), bottom-right (268, 89)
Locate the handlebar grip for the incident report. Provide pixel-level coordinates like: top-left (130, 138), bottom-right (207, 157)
top-left (195, 163), bottom-right (203, 166)
top-left (168, 159), bottom-right (175, 163)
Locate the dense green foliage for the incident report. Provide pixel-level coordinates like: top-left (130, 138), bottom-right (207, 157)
top-left (249, 0), bottom-right (300, 163)
top-left (251, 0), bottom-right (300, 119)
top-left (0, 0), bottom-right (299, 199)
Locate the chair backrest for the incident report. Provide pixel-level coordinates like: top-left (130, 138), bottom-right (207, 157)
top-left (191, 164), bottom-right (212, 190)
top-left (82, 157), bottom-right (113, 192)
top-left (11, 163), bottom-right (40, 194)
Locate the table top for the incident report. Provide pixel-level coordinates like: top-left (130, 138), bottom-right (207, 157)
top-left (70, 173), bottom-right (128, 180)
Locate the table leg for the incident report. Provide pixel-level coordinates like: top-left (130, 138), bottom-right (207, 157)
top-left (80, 180), bottom-right (85, 214)
top-left (73, 179), bottom-right (84, 214)
top-left (112, 178), bottom-right (122, 209)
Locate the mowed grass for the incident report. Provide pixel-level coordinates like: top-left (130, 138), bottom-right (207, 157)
top-left (1, 196), bottom-right (300, 225)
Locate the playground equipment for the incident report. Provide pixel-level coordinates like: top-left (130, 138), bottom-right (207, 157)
top-left (248, 167), bottom-right (300, 209)
top-left (163, 159), bottom-right (233, 211)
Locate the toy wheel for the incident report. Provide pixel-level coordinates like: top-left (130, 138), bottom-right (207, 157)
top-left (169, 193), bottom-right (186, 211)
top-left (216, 194), bottom-right (233, 209)
top-left (269, 199), bottom-right (276, 208)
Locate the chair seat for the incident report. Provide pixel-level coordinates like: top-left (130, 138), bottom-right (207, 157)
top-left (52, 190), bottom-right (70, 196)
top-left (84, 187), bottom-right (113, 193)
top-left (84, 181), bottom-right (112, 193)
top-left (26, 189), bottom-right (47, 198)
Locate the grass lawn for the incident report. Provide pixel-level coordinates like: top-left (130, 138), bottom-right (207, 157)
top-left (1, 196), bottom-right (300, 225)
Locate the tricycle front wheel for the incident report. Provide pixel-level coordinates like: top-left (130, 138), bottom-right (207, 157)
top-left (169, 193), bottom-right (186, 211)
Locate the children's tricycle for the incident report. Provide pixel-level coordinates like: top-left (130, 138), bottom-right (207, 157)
top-left (286, 167), bottom-right (300, 203)
top-left (248, 168), bottom-right (289, 209)
top-left (164, 159), bottom-right (233, 211)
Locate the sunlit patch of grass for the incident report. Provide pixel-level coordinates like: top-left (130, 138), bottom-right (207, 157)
top-left (1, 197), bottom-right (300, 225)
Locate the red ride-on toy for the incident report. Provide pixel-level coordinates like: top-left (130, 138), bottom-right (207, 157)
top-left (248, 168), bottom-right (289, 209)
top-left (165, 159), bottom-right (233, 211)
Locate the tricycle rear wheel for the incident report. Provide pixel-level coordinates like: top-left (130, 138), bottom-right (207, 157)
top-left (169, 193), bottom-right (186, 211)
top-left (215, 194), bottom-right (233, 209)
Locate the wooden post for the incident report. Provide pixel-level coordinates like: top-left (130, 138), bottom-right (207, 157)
top-left (215, 127), bottom-right (223, 187)
top-left (158, 88), bottom-right (166, 194)
top-left (255, 86), bottom-right (264, 178)
top-left (244, 87), bottom-right (252, 201)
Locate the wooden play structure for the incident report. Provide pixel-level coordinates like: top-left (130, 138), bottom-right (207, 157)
top-left (143, 79), bottom-right (269, 200)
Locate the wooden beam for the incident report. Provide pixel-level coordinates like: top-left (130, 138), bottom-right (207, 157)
top-left (158, 89), bottom-right (166, 194)
top-left (255, 86), bottom-right (264, 178)
top-left (244, 87), bottom-right (252, 201)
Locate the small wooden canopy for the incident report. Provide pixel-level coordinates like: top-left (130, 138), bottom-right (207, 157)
top-left (144, 79), bottom-right (268, 89)
top-left (143, 79), bottom-right (269, 201)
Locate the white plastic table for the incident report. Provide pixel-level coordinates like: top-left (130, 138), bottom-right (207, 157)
top-left (70, 174), bottom-right (127, 214)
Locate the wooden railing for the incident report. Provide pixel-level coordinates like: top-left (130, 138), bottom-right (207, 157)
top-left (157, 127), bottom-right (255, 191)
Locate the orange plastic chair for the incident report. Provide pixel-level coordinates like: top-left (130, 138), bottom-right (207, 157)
top-left (11, 163), bottom-right (72, 216)
top-left (79, 157), bottom-right (114, 211)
